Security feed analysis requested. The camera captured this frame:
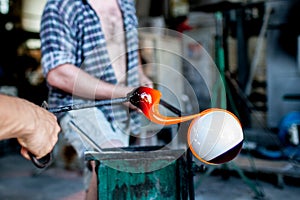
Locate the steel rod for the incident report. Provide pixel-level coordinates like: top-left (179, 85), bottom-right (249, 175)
top-left (48, 97), bottom-right (129, 113)
top-left (159, 99), bottom-right (182, 116)
top-left (69, 120), bottom-right (103, 152)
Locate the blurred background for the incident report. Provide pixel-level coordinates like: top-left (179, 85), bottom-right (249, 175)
top-left (0, 0), bottom-right (300, 199)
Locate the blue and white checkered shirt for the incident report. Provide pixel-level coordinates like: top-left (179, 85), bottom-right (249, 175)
top-left (40, 0), bottom-right (141, 134)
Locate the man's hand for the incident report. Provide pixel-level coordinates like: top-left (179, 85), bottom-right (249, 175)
top-left (0, 95), bottom-right (60, 160)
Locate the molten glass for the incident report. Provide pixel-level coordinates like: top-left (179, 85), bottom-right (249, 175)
top-left (128, 86), bottom-right (244, 165)
top-left (129, 86), bottom-right (211, 125)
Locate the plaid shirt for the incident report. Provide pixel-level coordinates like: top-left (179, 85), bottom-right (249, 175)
top-left (40, 0), bottom-right (141, 134)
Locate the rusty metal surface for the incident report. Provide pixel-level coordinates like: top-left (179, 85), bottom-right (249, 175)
top-left (85, 148), bottom-right (185, 161)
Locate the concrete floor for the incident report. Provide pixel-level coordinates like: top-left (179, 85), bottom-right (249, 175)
top-left (194, 174), bottom-right (300, 200)
top-left (0, 153), bottom-right (300, 200)
top-left (0, 154), bottom-right (85, 200)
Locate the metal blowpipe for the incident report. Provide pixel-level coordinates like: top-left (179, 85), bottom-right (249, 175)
top-left (46, 97), bottom-right (129, 113)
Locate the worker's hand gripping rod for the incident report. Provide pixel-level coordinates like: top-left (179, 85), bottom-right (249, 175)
top-left (30, 88), bottom-right (181, 168)
top-left (29, 96), bottom-right (130, 168)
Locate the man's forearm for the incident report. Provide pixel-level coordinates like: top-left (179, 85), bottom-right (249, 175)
top-left (46, 64), bottom-right (133, 100)
top-left (0, 95), bottom-right (30, 140)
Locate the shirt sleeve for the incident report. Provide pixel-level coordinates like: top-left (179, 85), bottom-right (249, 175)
top-left (40, 1), bottom-right (77, 77)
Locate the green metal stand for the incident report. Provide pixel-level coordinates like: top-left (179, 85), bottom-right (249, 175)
top-left (85, 147), bottom-right (191, 200)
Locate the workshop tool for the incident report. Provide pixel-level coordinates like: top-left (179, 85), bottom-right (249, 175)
top-left (28, 97), bottom-right (129, 168)
top-left (30, 86), bottom-right (244, 168)
top-left (28, 86), bottom-right (244, 199)
top-left (28, 88), bottom-right (184, 168)
top-left (47, 97), bottom-right (129, 114)
top-left (29, 152), bottom-right (52, 168)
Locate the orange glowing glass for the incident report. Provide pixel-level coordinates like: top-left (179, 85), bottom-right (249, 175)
top-left (128, 86), bottom-right (244, 165)
top-left (129, 86), bottom-right (218, 125)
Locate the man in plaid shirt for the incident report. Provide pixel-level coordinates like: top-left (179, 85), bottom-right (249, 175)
top-left (40, 0), bottom-right (152, 198)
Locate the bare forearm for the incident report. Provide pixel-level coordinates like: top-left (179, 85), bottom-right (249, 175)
top-left (0, 94), bottom-right (60, 159)
top-left (0, 95), bottom-right (30, 140)
top-left (47, 64), bottom-right (133, 100)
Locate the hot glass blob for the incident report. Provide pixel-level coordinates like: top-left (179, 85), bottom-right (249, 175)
top-left (128, 86), bottom-right (244, 165)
